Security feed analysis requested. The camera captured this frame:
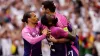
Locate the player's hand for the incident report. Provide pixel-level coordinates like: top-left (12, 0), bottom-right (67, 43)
top-left (48, 35), bottom-right (57, 43)
top-left (42, 28), bottom-right (48, 35)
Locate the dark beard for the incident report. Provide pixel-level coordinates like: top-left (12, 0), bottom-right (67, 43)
top-left (34, 23), bottom-right (38, 24)
top-left (32, 22), bottom-right (38, 25)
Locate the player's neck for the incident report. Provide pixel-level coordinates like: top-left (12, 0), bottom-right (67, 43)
top-left (27, 23), bottom-right (36, 28)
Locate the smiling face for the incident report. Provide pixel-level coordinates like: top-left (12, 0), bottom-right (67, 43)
top-left (28, 12), bottom-right (38, 24)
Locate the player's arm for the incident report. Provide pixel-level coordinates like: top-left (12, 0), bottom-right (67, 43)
top-left (62, 15), bottom-right (73, 32)
top-left (60, 28), bottom-right (76, 41)
top-left (48, 35), bottom-right (71, 43)
top-left (48, 28), bottom-right (75, 43)
top-left (22, 28), bottom-right (48, 44)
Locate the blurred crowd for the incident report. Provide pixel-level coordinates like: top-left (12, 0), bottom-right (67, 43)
top-left (0, 0), bottom-right (100, 56)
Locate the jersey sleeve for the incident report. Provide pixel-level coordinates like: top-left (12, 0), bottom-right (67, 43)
top-left (57, 27), bottom-right (68, 38)
top-left (22, 28), bottom-right (46, 44)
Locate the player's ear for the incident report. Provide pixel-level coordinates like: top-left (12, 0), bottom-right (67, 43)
top-left (28, 18), bottom-right (31, 22)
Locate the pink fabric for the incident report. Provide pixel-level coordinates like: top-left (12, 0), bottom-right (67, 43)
top-left (71, 45), bottom-right (79, 56)
top-left (38, 21), bottom-right (47, 29)
top-left (50, 26), bottom-right (68, 39)
top-left (55, 12), bottom-right (68, 28)
top-left (22, 22), bottom-right (46, 44)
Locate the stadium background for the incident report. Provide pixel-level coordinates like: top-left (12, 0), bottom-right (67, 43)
top-left (0, 0), bottom-right (100, 56)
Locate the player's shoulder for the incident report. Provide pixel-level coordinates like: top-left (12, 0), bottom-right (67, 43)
top-left (56, 12), bottom-right (68, 20)
top-left (22, 26), bottom-right (30, 33)
top-left (56, 12), bottom-right (67, 17)
top-left (37, 21), bottom-right (41, 26)
top-left (53, 27), bottom-right (63, 31)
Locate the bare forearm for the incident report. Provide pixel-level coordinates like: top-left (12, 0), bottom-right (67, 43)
top-left (56, 38), bottom-right (70, 43)
top-left (67, 33), bottom-right (76, 41)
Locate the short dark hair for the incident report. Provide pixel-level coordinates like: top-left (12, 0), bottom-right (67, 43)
top-left (42, 1), bottom-right (56, 12)
top-left (22, 11), bottom-right (32, 23)
top-left (41, 14), bottom-right (58, 27)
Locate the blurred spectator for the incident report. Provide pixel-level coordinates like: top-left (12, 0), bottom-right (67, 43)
top-left (0, 0), bottom-right (100, 56)
top-left (94, 32), bottom-right (100, 56)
